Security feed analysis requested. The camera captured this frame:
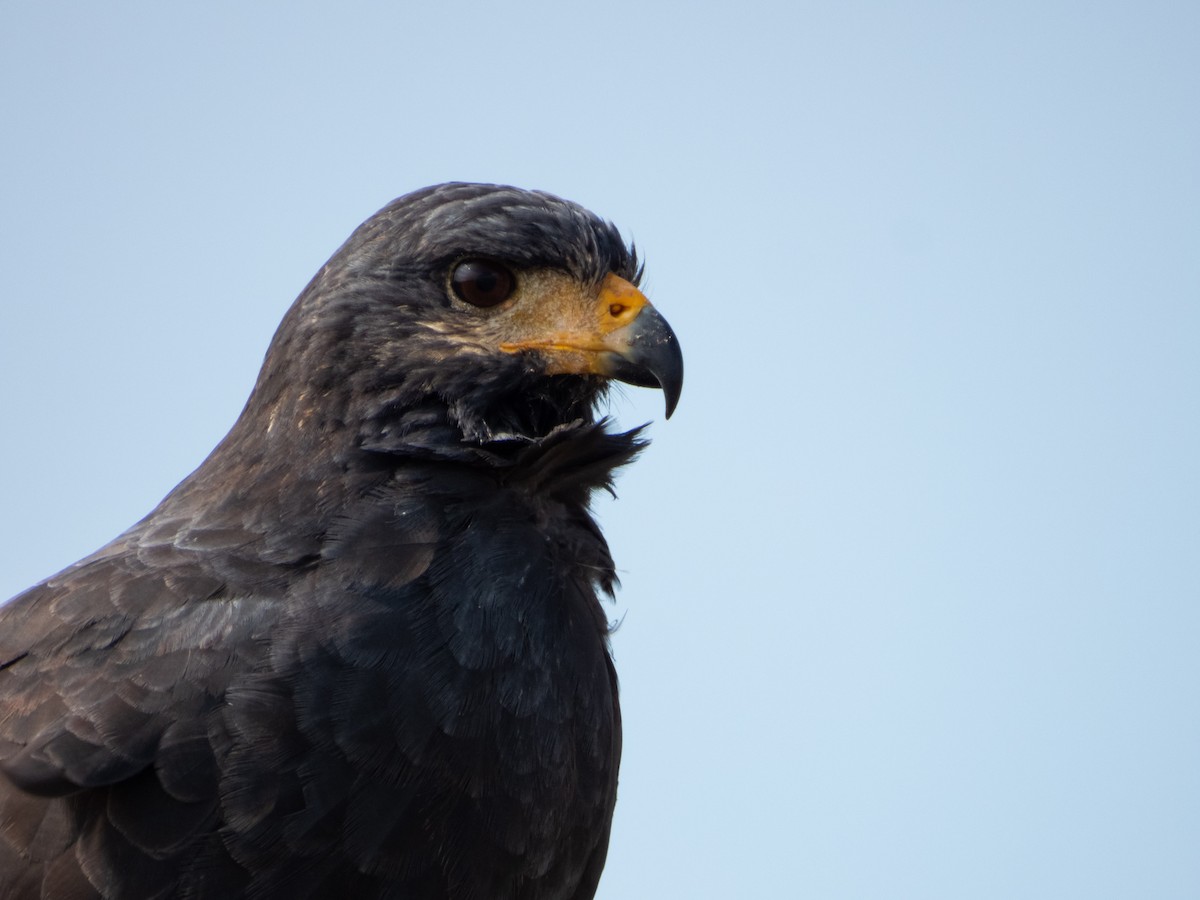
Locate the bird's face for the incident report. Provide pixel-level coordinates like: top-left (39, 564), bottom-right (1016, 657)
top-left (274, 184), bottom-right (682, 447)
top-left (444, 260), bottom-right (682, 417)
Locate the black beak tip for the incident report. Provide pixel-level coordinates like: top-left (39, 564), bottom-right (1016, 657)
top-left (658, 336), bottom-right (683, 419)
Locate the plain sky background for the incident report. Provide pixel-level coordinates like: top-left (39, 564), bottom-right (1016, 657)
top-left (2, 2), bottom-right (1199, 897)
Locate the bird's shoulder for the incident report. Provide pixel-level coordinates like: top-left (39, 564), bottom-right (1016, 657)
top-left (0, 543), bottom-right (280, 791)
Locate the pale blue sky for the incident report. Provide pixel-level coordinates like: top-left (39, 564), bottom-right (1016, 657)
top-left (3, 2), bottom-right (1199, 897)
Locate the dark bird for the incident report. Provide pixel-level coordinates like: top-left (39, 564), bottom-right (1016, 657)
top-left (0, 183), bottom-right (682, 899)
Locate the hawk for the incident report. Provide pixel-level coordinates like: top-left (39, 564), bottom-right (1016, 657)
top-left (0, 183), bottom-right (682, 899)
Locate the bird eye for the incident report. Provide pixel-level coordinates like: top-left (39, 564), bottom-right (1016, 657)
top-left (450, 259), bottom-right (516, 308)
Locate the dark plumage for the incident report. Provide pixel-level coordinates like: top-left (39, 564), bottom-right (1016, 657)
top-left (0, 183), bottom-right (682, 899)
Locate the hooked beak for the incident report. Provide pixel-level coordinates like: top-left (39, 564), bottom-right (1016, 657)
top-left (592, 278), bottom-right (684, 418)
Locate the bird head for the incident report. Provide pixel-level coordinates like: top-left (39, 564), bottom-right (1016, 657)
top-left (250, 183), bottom-right (683, 453)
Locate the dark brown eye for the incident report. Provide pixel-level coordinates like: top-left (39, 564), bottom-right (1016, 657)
top-left (450, 259), bottom-right (516, 307)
